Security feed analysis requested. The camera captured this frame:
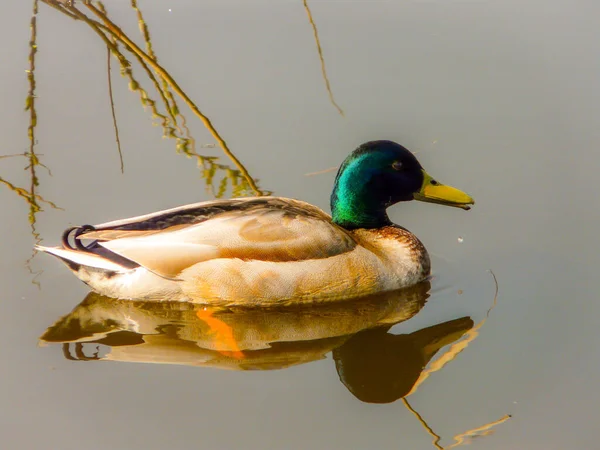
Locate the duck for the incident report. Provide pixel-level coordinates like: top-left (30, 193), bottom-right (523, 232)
top-left (36, 140), bottom-right (474, 306)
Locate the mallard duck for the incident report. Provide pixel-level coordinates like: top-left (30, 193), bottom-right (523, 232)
top-left (36, 140), bottom-right (474, 306)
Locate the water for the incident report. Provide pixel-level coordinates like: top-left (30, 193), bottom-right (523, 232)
top-left (2, 1), bottom-right (599, 449)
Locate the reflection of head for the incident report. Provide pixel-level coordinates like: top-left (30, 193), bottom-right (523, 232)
top-left (333, 317), bottom-right (473, 404)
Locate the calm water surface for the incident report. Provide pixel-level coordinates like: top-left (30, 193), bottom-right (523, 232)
top-left (1, 1), bottom-right (599, 449)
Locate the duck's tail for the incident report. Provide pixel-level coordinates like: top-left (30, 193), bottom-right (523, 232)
top-left (35, 245), bottom-right (132, 274)
top-left (35, 224), bottom-right (140, 275)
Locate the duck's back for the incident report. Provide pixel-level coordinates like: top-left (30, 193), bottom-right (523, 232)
top-left (81, 197), bottom-right (357, 273)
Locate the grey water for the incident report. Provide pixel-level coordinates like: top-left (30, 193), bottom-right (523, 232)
top-left (1, 1), bottom-right (599, 449)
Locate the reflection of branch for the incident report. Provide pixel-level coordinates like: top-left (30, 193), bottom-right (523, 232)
top-left (402, 398), bottom-right (443, 450)
top-left (445, 414), bottom-right (511, 449)
top-left (25, 0), bottom-right (40, 230)
top-left (0, 178), bottom-right (61, 212)
top-left (84, 2), bottom-right (262, 196)
top-left (106, 47), bottom-right (124, 172)
top-left (403, 271), bottom-right (509, 449)
top-left (303, 0), bottom-right (344, 116)
top-left (404, 397), bottom-right (510, 450)
top-left (406, 271), bottom-right (500, 396)
top-left (12, 0), bottom-right (61, 247)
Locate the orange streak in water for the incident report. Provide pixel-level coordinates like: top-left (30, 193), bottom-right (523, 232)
top-left (196, 309), bottom-right (244, 359)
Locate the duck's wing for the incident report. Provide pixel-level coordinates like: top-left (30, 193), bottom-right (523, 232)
top-left (77, 197), bottom-right (357, 279)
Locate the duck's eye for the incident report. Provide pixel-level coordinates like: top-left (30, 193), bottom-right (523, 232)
top-left (392, 161), bottom-right (403, 171)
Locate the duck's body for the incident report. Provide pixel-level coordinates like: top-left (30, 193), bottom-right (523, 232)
top-left (37, 197), bottom-right (429, 306)
top-left (37, 141), bottom-right (473, 305)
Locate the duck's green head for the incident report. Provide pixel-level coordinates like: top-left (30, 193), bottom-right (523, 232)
top-left (330, 140), bottom-right (474, 229)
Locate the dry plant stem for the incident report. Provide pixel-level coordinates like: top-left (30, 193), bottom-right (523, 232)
top-left (130, 0), bottom-right (155, 57)
top-left (303, 0), bottom-right (344, 116)
top-left (305, 166), bottom-right (338, 176)
top-left (130, 0), bottom-right (181, 124)
top-left (176, 111), bottom-right (196, 154)
top-left (0, 153), bottom-right (27, 160)
top-left (125, 45), bottom-right (180, 131)
top-left (85, 2), bottom-right (262, 195)
top-left (130, 0), bottom-right (196, 153)
top-left (107, 47), bottom-right (124, 172)
top-left (42, 0), bottom-right (260, 198)
top-left (50, 2), bottom-right (251, 196)
top-left (66, 5), bottom-right (175, 138)
top-left (42, 0), bottom-right (79, 20)
top-left (58, 2), bottom-right (175, 138)
top-left (99, 0), bottom-right (178, 133)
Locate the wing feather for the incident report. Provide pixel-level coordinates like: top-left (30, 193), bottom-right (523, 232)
top-left (79, 197), bottom-right (357, 279)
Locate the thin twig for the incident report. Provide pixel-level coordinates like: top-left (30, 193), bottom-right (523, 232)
top-left (130, 0), bottom-right (180, 122)
top-left (107, 47), bottom-right (124, 172)
top-left (65, 4), bottom-right (175, 138)
top-left (42, 0), bottom-right (79, 20)
top-left (0, 153), bottom-right (27, 160)
top-left (305, 165), bottom-right (338, 176)
top-left (97, 2), bottom-right (180, 134)
top-left (303, 0), bottom-right (344, 116)
top-left (130, 0), bottom-right (196, 154)
top-left (128, 0), bottom-right (180, 127)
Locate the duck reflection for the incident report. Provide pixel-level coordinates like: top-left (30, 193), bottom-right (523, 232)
top-left (41, 281), bottom-right (473, 403)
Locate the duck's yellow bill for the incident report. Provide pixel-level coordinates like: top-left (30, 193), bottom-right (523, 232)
top-left (413, 170), bottom-right (475, 210)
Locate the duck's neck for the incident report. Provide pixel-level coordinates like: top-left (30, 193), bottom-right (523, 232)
top-left (330, 171), bottom-right (391, 230)
top-left (331, 202), bottom-right (390, 229)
